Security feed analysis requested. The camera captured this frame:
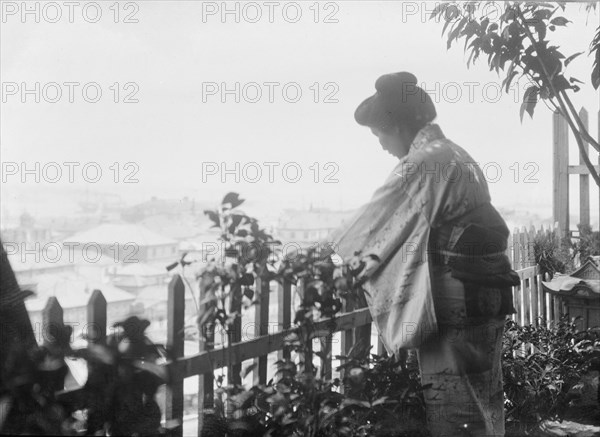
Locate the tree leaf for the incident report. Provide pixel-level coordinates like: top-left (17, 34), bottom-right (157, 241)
top-left (222, 192), bottom-right (245, 210)
top-left (550, 16), bottom-right (569, 26)
top-left (564, 51), bottom-right (583, 67)
top-left (533, 8), bottom-right (552, 21)
top-left (243, 363), bottom-right (258, 379)
top-left (520, 86), bottom-right (539, 121)
top-left (204, 210), bottom-right (220, 228)
top-left (429, 2), bottom-right (448, 20)
top-left (592, 66), bottom-right (600, 90)
top-left (447, 17), bottom-right (468, 49)
top-left (504, 70), bottom-right (519, 93)
top-left (534, 20), bottom-right (546, 41)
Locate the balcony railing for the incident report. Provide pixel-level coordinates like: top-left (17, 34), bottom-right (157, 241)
top-left (47, 262), bottom-right (554, 435)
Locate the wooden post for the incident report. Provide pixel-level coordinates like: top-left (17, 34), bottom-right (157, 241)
top-left (553, 110), bottom-right (569, 239)
top-left (513, 268), bottom-right (523, 325)
top-left (532, 270), bottom-right (541, 326)
top-left (253, 274), bottom-right (270, 385)
top-left (521, 226), bottom-right (529, 268)
top-left (339, 296), bottom-right (355, 393)
top-left (523, 277), bottom-right (531, 326)
top-left (579, 108), bottom-right (590, 228)
top-left (319, 333), bottom-right (332, 381)
top-left (341, 297), bottom-right (355, 357)
top-left (529, 225), bottom-right (537, 267)
top-left (512, 228), bottom-right (521, 271)
top-left (227, 283), bottom-right (242, 386)
top-left (42, 297), bottom-right (63, 345)
top-left (278, 280), bottom-right (292, 362)
top-left (376, 333), bottom-right (387, 357)
top-left (354, 291), bottom-right (371, 358)
top-left (87, 290), bottom-right (107, 344)
top-left (295, 279), bottom-right (313, 377)
top-left (198, 278), bottom-right (214, 430)
top-left (166, 275), bottom-right (185, 437)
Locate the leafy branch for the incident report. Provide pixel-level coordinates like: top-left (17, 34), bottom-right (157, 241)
top-left (431, 1), bottom-right (600, 186)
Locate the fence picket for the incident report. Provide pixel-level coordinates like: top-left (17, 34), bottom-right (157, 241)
top-left (278, 280), bottom-right (292, 362)
top-left (198, 277), bottom-right (215, 430)
top-left (42, 297), bottom-right (64, 345)
top-left (253, 276), bottom-right (270, 385)
top-left (512, 228), bottom-right (521, 270)
top-left (228, 282), bottom-right (242, 387)
top-left (87, 290), bottom-right (107, 344)
top-left (166, 275), bottom-right (185, 437)
top-left (530, 273), bottom-right (539, 326)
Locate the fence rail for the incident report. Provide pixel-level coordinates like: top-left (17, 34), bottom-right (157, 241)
top-left (505, 223), bottom-right (563, 271)
top-left (47, 226), bottom-right (571, 435)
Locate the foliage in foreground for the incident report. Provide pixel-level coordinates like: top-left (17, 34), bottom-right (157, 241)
top-left (503, 317), bottom-right (600, 434)
top-left (0, 316), bottom-right (171, 436)
top-left (431, 1), bottom-right (600, 186)
top-left (1, 192), bottom-right (599, 436)
top-left (533, 224), bottom-right (600, 277)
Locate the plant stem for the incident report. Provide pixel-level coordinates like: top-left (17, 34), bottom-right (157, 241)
top-left (561, 93), bottom-right (600, 153)
top-left (556, 90), bottom-right (600, 186)
top-left (516, 4), bottom-right (600, 186)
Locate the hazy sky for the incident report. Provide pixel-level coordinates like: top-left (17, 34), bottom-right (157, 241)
top-left (1, 1), bottom-right (599, 227)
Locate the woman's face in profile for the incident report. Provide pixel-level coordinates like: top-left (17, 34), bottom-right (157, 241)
top-left (370, 126), bottom-right (410, 159)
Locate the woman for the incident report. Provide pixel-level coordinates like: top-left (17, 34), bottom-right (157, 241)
top-left (331, 72), bottom-right (519, 437)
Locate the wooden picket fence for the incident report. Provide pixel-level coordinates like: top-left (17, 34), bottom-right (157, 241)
top-left (47, 226), bottom-right (570, 435)
top-left (505, 223), bottom-right (567, 327)
top-left (52, 276), bottom-right (373, 436)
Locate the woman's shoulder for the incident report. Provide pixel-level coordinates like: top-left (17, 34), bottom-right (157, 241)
top-left (396, 137), bottom-right (479, 181)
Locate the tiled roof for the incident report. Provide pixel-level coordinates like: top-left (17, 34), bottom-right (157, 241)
top-left (25, 272), bottom-right (135, 312)
top-left (7, 253), bottom-right (75, 272)
top-left (140, 214), bottom-right (212, 241)
top-left (66, 223), bottom-right (177, 246)
top-left (114, 262), bottom-right (168, 277)
top-left (277, 209), bottom-right (356, 231)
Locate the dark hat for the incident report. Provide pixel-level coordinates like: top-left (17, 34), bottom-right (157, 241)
top-left (354, 72), bottom-right (436, 130)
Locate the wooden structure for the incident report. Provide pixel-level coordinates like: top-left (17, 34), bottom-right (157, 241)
top-left (541, 259), bottom-right (600, 330)
top-left (47, 243), bottom-right (573, 435)
top-left (552, 108), bottom-right (600, 238)
top-left (504, 224), bottom-right (569, 327)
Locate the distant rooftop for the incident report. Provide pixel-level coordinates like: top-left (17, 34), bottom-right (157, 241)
top-left (278, 208), bottom-right (356, 231)
top-left (66, 223), bottom-right (177, 246)
top-left (7, 252), bottom-right (74, 272)
top-left (114, 262), bottom-right (168, 277)
top-left (140, 214), bottom-right (211, 241)
top-left (25, 272), bottom-right (135, 312)
top-left (121, 197), bottom-right (211, 221)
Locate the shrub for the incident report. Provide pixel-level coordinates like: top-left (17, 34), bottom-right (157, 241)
top-left (533, 228), bottom-right (574, 277)
top-left (573, 224), bottom-right (600, 265)
top-left (0, 316), bottom-right (171, 436)
top-left (534, 224), bottom-right (600, 278)
top-left (502, 316), bottom-right (600, 434)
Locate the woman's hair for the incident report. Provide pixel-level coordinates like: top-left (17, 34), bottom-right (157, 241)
top-left (355, 72), bottom-right (437, 136)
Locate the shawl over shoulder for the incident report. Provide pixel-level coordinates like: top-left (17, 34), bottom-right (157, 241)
top-left (329, 124), bottom-right (496, 354)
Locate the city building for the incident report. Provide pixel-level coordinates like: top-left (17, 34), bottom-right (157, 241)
top-left (275, 207), bottom-right (356, 248)
top-left (65, 223), bottom-right (179, 266)
top-left (25, 272), bottom-right (136, 342)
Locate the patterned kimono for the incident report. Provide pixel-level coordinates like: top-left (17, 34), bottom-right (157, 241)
top-left (331, 124), bottom-right (518, 436)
